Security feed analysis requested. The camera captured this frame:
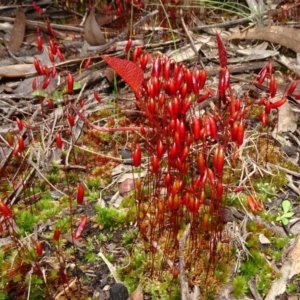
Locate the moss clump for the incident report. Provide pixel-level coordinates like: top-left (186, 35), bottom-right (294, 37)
top-left (232, 276), bottom-right (247, 298)
top-left (95, 206), bottom-right (128, 229)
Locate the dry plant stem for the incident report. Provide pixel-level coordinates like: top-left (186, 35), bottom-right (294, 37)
top-left (189, 6), bottom-right (296, 31)
top-left (248, 278), bottom-right (263, 300)
top-left (286, 175), bottom-right (300, 196)
top-left (70, 103), bottom-right (150, 133)
top-left (65, 83), bottom-right (87, 166)
top-left (54, 278), bottom-right (77, 300)
top-left (67, 142), bottom-right (123, 162)
top-left (3, 39), bottom-right (26, 63)
top-left (179, 224), bottom-right (191, 300)
top-left (25, 156), bottom-right (67, 197)
top-left (9, 166), bottom-right (35, 206)
top-left (0, 15), bottom-right (82, 34)
top-left (287, 132), bottom-right (300, 147)
top-left (267, 163), bottom-right (300, 177)
top-left (98, 251), bottom-right (121, 283)
top-left (87, 10), bottom-right (159, 53)
top-left (151, 241), bottom-right (174, 269)
top-left (180, 9), bottom-right (204, 69)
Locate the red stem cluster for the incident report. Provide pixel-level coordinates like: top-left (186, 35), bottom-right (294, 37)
top-left (104, 34), bottom-right (291, 276)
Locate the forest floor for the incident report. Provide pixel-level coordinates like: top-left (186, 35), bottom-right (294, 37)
top-left (1, 1), bottom-right (300, 300)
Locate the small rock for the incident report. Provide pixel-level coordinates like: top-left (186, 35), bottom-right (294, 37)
top-left (119, 178), bottom-right (135, 196)
top-left (110, 283), bottom-right (129, 300)
top-left (259, 233), bottom-right (271, 245)
top-left (121, 149), bottom-right (133, 165)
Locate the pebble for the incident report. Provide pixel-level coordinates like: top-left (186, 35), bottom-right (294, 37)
top-left (110, 283), bottom-right (129, 300)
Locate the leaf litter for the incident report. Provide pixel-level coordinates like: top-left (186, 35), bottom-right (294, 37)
top-left (1, 1), bottom-right (300, 300)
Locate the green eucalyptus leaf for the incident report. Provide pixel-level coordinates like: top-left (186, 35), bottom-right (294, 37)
top-left (73, 81), bottom-right (81, 90)
top-left (282, 200), bottom-right (292, 213)
top-left (31, 90), bottom-right (47, 97)
top-left (52, 90), bottom-right (63, 100)
top-left (61, 82), bottom-right (81, 94)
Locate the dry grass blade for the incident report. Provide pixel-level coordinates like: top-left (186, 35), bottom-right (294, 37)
top-left (98, 250), bottom-right (121, 283)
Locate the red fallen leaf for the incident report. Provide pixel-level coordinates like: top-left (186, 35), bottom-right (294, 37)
top-left (102, 56), bottom-right (144, 93)
top-left (216, 33), bottom-right (227, 68)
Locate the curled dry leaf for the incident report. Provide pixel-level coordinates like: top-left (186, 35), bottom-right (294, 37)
top-left (8, 6), bottom-right (26, 52)
top-left (265, 234), bottom-right (300, 300)
top-left (228, 26), bottom-right (300, 53)
top-left (84, 8), bottom-right (106, 46)
top-left (104, 67), bottom-right (115, 83)
top-left (131, 284), bottom-right (144, 300)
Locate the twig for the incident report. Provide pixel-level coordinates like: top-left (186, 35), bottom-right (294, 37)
top-left (180, 9), bottom-right (204, 69)
top-left (248, 278), bottom-right (263, 300)
top-left (70, 103), bottom-right (149, 133)
top-left (65, 83), bottom-right (87, 167)
top-left (151, 241), bottom-right (174, 269)
top-left (25, 156), bottom-right (67, 197)
top-left (188, 7), bottom-right (296, 31)
top-left (0, 15), bottom-right (82, 34)
top-left (179, 224), bottom-right (191, 300)
top-left (286, 175), bottom-right (300, 196)
top-left (3, 40), bottom-right (26, 64)
top-left (88, 10), bottom-right (159, 53)
top-left (267, 163), bottom-right (300, 177)
top-left (98, 250), bottom-right (121, 283)
top-left (66, 142), bottom-right (123, 162)
top-left (54, 278), bottom-right (77, 299)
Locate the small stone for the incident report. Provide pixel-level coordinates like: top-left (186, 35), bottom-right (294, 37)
top-left (103, 285), bottom-right (111, 291)
top-left (110, 283), bottom-right (129, 300)
top-left (121, 149), bottom-right (133, 165)
top-left (119, 178), bottom-right (135, 196)
top-left (259, 233), bottom-right (271, 245)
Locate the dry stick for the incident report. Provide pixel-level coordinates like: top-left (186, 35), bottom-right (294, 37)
top-left (70, 103), bottom-right (149, 133)
top-left (98, 251), bottom-right (121, 283)
top-left (87, 9), bottom-right (159, 53)
top-left (0, 15), bottom-right (83, 33)
top-left (267, 163), bottom-right (300, 178)
top-left (65, 82), bottom-right (87, 167)
top-left (180, 9), bottom-right (205, 69)
top-left (3, 39), bottom-right (26, 64)
top-left (179, 224), bottom-right (191, 300)
top-left (188, 7), bottom-right (296, 31)
top-left (286, 175), bottom-right (300, 196)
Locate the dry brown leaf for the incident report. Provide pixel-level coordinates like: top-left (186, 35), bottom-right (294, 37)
top-left (84, 8), bottom-right (106, 46)
top-left (0, 64), bottom-right (34, 77)
top-left (228, 26), bottom-right (300, 53)
top-left (8, 6), bottom-right (26, 52)
top-left (104, 67), bottom-right (115, 83)
top-left (130, 284), bottom-right (144, 300)
top-left (95, 11), bottom-right (116, 26)
top-left (273, 100), bottom-right (297, 133)
top-left (265, 234), bottom-right (300, 300)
